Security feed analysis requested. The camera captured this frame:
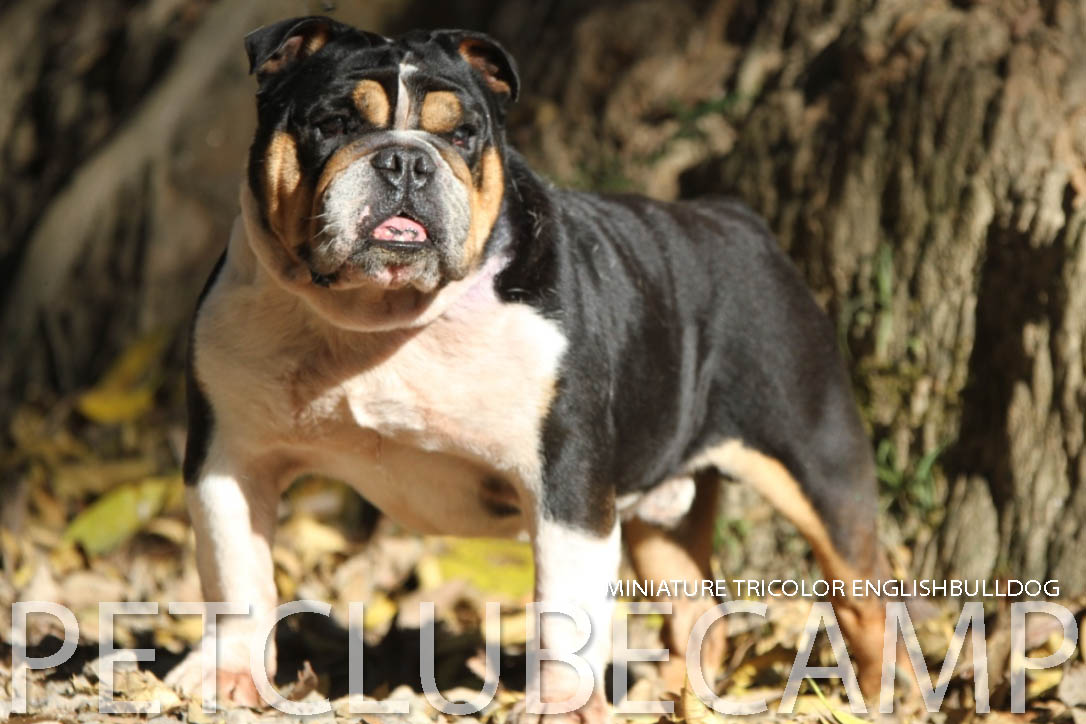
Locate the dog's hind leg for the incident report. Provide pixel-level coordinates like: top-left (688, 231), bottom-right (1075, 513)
top-left (623, 470), bottom-right (726, 693)
top-left (688, 439), bottom-right (888, 698)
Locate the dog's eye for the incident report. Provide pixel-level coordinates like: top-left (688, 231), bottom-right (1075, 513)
top-left (450, 124), bottom-right (477, 149)
top-left (315, 115), bottom-right (349, 138)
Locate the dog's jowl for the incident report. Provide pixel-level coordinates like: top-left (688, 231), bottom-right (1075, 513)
top-left (168, 16), bottom-right (890, 719)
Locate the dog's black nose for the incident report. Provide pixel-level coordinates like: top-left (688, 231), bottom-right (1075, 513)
top-left (372, 147), bottom-right (435, 191)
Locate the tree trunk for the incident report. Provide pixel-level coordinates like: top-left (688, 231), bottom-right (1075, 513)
top-left (705, 0), bottom-right (1086, 591)
top-left (0, 0), bottom-right (403, 414)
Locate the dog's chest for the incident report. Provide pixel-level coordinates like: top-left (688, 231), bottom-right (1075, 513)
top-left (282, 286), bottom-right (566, 491)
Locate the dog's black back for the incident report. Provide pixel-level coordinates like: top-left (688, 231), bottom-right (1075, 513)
top-left (494, 155), bottom-right (876, 551)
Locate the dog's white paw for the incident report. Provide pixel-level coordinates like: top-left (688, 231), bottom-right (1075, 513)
top-left (506, 691), bottom-right (611, 724)
top-left (165, 649), bottom-right (265, 709)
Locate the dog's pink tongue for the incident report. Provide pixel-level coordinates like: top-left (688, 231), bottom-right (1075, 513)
top-left (372, 216), bottom-right (427, 242)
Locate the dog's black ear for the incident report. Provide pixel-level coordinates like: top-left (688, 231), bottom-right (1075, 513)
top-left (438, 30), bottom-right (519, 104)
top-left (244, 16), bottom-right (344, 79)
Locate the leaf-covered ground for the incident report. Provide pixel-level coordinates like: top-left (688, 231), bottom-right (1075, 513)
top-left (2, 334), bottom-right (1085, 723)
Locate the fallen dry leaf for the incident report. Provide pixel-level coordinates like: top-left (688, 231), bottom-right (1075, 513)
top-left (806, 678), bottom-right (867, 724)
top-left (64, 475), bottom-right (180, 555)
top-left (678, 674), bottom-right (723, 724)
top-left (1058, 664), bottom-right (1086, 707)
top-left (76, 330), bottom-right (169, 424)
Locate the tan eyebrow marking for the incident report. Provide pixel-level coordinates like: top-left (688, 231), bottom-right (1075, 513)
top-left (419, 91), bottom-right (463, 134)
top-left (352, 79), bottom-right (390, 127)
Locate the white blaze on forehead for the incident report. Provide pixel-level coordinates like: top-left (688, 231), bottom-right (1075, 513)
top-left (394, 62), bottom-right (418, 129)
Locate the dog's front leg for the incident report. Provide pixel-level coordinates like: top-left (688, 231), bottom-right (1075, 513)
top-left (521, 514), bottom-right (621, 724)
top-left (166, 444), bottom-right (280, 709)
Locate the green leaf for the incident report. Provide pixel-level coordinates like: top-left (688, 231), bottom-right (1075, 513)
top-left (64, 476), bottom-right (178, 555)
top-left (432, 537), bottom-right (534, 600)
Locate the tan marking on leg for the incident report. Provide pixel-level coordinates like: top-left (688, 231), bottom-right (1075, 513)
top-left (624, 473), bottom-right (725, 693)
top-left (352, 79), bottom-right (390, 127)
top-left (419, 91), bottom-right (462, 134)
top-left (689, 440), bottom-right (888, 696)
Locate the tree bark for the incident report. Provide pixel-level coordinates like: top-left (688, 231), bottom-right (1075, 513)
top-left (0, 0), bottom-right (403, 414)
top-left (706, 0), bottom-right (1086, 591)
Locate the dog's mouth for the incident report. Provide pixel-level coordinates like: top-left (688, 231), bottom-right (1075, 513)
top-left (304, 210), bottom-right (442, 289)
top-left (372, 215), bottom-right (428, 243)
top-left (368, 214), bottom-right (430, 253)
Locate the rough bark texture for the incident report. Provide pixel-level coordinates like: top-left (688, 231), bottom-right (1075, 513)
top-left (0, 0), bottom-right (401, 407)
top-left (3, 0), bottom-right (1084, 590)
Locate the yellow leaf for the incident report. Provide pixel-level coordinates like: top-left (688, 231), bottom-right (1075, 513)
top-left (432, 537), bottom-right (534, 600)
top-left (77, 385), bottom-right (155, 424)
top-left (30, 478), bottom-right (67, 528)
top-left (3, 530), bottom-right (37, 589)
top-left (416, 554), bottom-right (443, 590)
top-left (807, 678), bottom-right (868, 724)
top-left (1026, 667), bottom-right (1062, 699)
top-left (726, 648), bottom-right (793, 693)
top-left (48, 540), bottom-right (84, 576)
top-left (153, 626), bottom-right (186, 655)
top-left (162, 474), bottom-right (186, 512)
top-left (171, 614), bottom-right (206, 646)
top-left (98, 330), bottom-right (170, 390)
top-left (8, 406), bottom-right (89, 463)
top-left (500, 611), bottom-right (529, 646)
top-left (679, 673), bottom-right (723, 724)
top-left (76, 329), bottom-right (170, 424)
top-left (275, 566), bottom-right (297, 601)
top-left (110, 668), bottom-right (183, 711)
top-left (364, 592), bottom-right (399, 631)
top-left (278, 514), bottom-right (350, 567)
top-left (64, 477), bottom-right (174, 555)
top-left (187, 699), bottom-right (218, 724)
top-left (0, 528), bottom-right (21, 570)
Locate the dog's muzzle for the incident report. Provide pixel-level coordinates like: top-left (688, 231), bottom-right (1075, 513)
top-left (308, 136), bottom-right (472, 289)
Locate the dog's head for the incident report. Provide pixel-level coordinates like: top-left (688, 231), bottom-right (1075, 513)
top-left (240, 17), bottom-right (518, 327)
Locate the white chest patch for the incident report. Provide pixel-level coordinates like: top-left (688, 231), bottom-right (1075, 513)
top-left (196, 253), bottom-right (566, 537)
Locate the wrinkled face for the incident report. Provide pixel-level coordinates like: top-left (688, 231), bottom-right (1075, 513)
top-left (244, 19), bottom-right (518, 299)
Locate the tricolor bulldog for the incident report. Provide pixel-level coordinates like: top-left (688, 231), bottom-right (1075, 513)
top-left (167, 16), bottom-right (889, 722)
